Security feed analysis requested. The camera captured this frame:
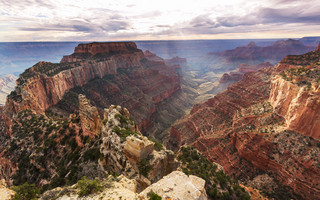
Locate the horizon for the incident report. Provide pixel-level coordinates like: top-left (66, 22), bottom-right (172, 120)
top-left (1, 0), bottom-right (320, 41)
top-left (0, 37), bottom-right (318, 43)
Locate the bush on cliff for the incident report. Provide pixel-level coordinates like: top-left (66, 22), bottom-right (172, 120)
top-left (77, 176), bottom-right (102, 197)
top-left (177, 146), bottom-right (250, 200)
top-left (12, 182), bottom-right (40, 200)
top-left (147, 190), bottom-right (162, 200)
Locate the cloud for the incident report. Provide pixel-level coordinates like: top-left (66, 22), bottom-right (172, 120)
top-left (258, 7), bottom-right (320, 24)
top-left (166, 1), bottom-right (320, 36)
top-left (1, 0), bottom-right (320, 41)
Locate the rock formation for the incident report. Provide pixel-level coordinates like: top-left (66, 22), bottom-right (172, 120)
top-left (214, 39), bottom-right (315, 65)
top-left (219, 62), bottom-right (273, 84)
top-left (4, 42), bottom-right (182, 137)
top-left (0, 93), bottom-right (179, 196)
top-left (5, 49), bottom-right (143, 115)
top-left (40, 171), bottom-right (207, 200)
top-left (140, 171), bottom-right (207, 200)
top-left (78, 94), bottom-right (102, 136)
top-left (169, 48), bottom-right (320, 199)
top-left (270, 48), bottom-right (320, 138)
top-left (100, 104), bottom-right (178, 190)
top-left (0, 74), bottom-right (17, 106)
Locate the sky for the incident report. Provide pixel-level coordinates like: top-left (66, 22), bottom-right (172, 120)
top-left (0, 0), bottom-right (320, 41)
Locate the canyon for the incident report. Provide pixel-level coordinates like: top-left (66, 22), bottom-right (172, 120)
top-left (0, 40), bottom-right (319, 199)
top-left (169, 44), bottom-right (320, 199)
top-left (3, 42), bottom-right (189, 140)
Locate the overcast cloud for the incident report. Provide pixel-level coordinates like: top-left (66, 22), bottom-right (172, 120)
top-left (0, 0), bottom-right (319, 41)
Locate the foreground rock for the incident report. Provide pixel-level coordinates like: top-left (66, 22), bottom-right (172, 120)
top-left (40, 171), bottom-right (207, 200)
top-left (0, 180), bottom-right (15, 200)
top-left (140, 171), bottom-right (207, 200)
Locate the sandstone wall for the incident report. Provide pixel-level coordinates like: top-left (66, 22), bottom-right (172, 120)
top-left (269, 76), bottom-right (320, 138)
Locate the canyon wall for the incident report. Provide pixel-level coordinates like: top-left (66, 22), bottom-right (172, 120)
top-left (169, 46), bottom-right (320, 199)
top-left (6, 50), bottom-right (143, 115)
top-left (270, 76), bottom-right (320, 138)
top-left (4, 42), bottom-right (181, 135)
top-left (269, 50), bottom-right (320, 138)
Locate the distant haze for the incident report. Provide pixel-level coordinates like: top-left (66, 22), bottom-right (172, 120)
top-left (1, 0), bottom-right (320, 41)
top-left (0, 39), bottom-right (280, 75)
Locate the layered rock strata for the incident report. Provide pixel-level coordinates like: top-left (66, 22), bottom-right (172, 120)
top-left (169, 46), bottom-right (320, 199)
top-left (4, 42), bottom-right (181, 135)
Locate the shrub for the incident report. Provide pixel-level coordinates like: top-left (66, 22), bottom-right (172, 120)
top-left (147, 190), bottom-right (162, 200)
top-left (12, 182), bottom-right (40, 200)
top-left (83, 147), bottom-right (103, 162)
top-left (150, 139), bottom-right (163, 151)
top-left (114, 113), bottom-right (127, 124)
top-left (139, 158), bottom-right (151, 177)
top-left (77, 176), bottom-right (102, 197)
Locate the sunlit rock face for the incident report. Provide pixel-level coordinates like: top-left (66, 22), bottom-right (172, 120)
top-left (140, 171), bottom-right (207, 200)
top-left (4, 42), bottom-right (181, 135)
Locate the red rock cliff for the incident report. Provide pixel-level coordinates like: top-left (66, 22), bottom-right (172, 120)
top-left (4, 42), bottom-right (181, 135)
top-left (5, 49), bottom-right (144, 115)
top-left (169, 48), bottom-right (320, 199)
top-left (269, 48), bottom-right (320, 138)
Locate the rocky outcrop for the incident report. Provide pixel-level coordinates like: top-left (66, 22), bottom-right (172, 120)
top-left (40, 171), bottom-right (207, 200)
top-left (270, 76), bottom-right (320, 138)
top-left (143, 50), bottom-right (164, 62)
top-left (220, 63), bottom-right (272, 84)
top-left (318, 41), bottom-right (320, 51)
top-left (124, 136), bottom-right (154, 162)
top-left (217, 63), bottom-right (273, 96)
top-left (269, 48), bottom-right (320, 138)
top-left (40, 175), bottom-right (140, 200)
top-left (140, 171), bottom-right (207, 200)
top-left (78, 94), bottom-right (102, 136)
top-left (100, 104), bottom-right (178, 191)
top-left (0, 180), bottom-right (15, 200)
top-left (219, 72), bottom-right (243, 84)
top-left (0, 74), bottom-right (17, 106)
top-left (61, 42), bottom-right (140, 62)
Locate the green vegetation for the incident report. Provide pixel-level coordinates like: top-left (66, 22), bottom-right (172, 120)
top-left (177, 146), bottom-right (250, 200)
top-left (8, 109), bottom-right (101, 193)
top-left (150, 139), bottom-right (164, 151)
top-left (19, 61), bottom-right (78, 81)
top-left (77, 176), bottom-right (102, 197)
top-left (280, 65), bottom-right (320, 88)
top-left (138, 158), bottom-right (151, 177)
top-left (115, 113), bottom-right (128, 124)
top-left (147, 190), bottom-right (162, 200)
top-left (112, 125), bottom-right (136, 141)
top-left (12, 182), bottom-right (40, 200)
top-left (83, 147), bottom-right (103, 162)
